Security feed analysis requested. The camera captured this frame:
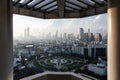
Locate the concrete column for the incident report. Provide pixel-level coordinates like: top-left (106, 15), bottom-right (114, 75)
top-left (108, 0), bottom-right (120, 80)
top-left (0, 0), bottom-right (13, 80)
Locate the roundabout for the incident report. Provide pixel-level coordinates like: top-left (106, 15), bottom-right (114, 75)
top-left (32, 55), bottom-right (85, 71)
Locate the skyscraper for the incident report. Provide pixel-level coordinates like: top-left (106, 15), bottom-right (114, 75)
top-left (79, 28), bottom-right (84, 41)
top-left (94, 33), bottom-right (102, 42)
top-left (63, 33), bottom-right (67, 40)
top-left (88, 28), bottom-right (94, 42)
top-left (56, 30), bottom-right (58, 39)
top-left (60, 33), bottom-right (62, 39)
top-left (24, 27), bottom-right (30, 40)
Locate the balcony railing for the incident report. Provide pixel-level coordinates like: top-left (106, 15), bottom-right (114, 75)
top-left (20, 72), bottom-right (98, 80)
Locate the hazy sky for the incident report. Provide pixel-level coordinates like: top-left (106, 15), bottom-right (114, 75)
top-left (13, 13), bottom-right (107, 38)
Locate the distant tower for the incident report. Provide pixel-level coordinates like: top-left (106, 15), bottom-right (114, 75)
top-left (49, 32), bottom-right (51, 39)
top-left (26, 27), bottom-right (30, 37)
top-left (60, 33), bottom-right (62, 39)
top-left (88, 28), bottom-right (94, 42)
top-left (68, 34), bottom-right (71, 40)
top-left (79, 28), bottom-right (84, 41)
top-left (77, 34), bottom-right (80, 40)
top-left (88, 28), bottom-right (90, 33)
top-left (63, 33), bottom-right (67, 40)
top-left (94, 33), bottom-right (102, 42)
top-left (55, 30), bottom-right (58, 39)
top-left (24, 27), bottom-right (30, 40)
top-left (88, 28), bottom-right (91, 40)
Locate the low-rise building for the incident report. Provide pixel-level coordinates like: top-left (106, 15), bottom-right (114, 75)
top-left (88, 63), bottom-right (107, 76)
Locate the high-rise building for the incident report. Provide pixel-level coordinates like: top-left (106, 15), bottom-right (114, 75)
top-left (56, 30), bottom-right (58, 39)
top-left (76, 34), bottom-right (80, 40)
top-left (68, 34), bottom-right (71, 40)
top-left (88, 29), bottom-right (94, 42)
top-left (82, 33), bottom-right (88, 43)
top-left (63, 33), bottom-right (67, 40)
top-left (94, 33), bottom-right (102, 42)
top-left (46, 32), bottom-right (51, 39)
top-left (79, 28), bottom-right (84, 41)
top-left (60, 33), bottom-right (62, 39)
top-left (24, 27), bottom-right (30, 40)
top-left (71, 33), bottom-right (75, 40)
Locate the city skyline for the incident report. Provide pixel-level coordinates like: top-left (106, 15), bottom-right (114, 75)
top-left (13, 13), bottom-right (107, 39)
top-left (21, 26), bottom-right (106, 43)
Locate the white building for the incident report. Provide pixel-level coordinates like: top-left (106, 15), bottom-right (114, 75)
top-left (72, 46), bottom-right (84, 55)
top-left (88, 63), bottom-right (107, 76)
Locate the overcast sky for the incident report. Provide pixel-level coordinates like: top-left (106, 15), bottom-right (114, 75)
top-left (13, 13), bottom-right (107, 38)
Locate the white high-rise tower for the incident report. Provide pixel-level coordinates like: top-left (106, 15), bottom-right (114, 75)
top-left (24, 27), bottom-right (30, 40)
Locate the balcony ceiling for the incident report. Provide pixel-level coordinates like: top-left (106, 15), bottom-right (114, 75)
top-left (13, 0), bottom-right (107, 19)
